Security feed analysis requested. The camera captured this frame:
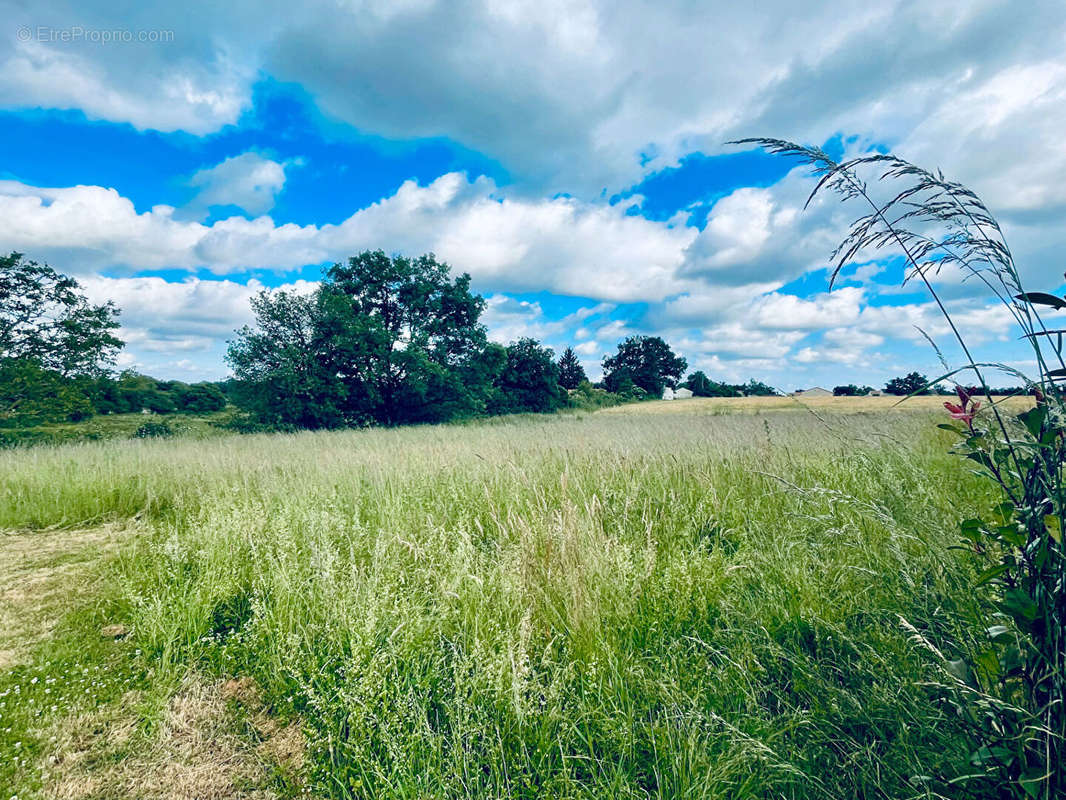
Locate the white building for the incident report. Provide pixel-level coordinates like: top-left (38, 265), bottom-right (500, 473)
top-left (662, 386), bottom-right (694, 400)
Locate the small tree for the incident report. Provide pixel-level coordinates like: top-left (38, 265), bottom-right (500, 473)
top-left (833, 384), bottom-right (873, 396)
top-left (557, 347), bottom-right (588, 390)
top-left (602, 336), bottom-right (686, 396)
top-left (685, 370), bottom-right (714, 397)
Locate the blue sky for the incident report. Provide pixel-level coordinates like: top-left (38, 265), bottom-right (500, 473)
top-left (2, 1), bottom-right (1064, 388)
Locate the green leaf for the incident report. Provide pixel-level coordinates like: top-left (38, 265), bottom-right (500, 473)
top-left (960, 518), bottom-right (984, 543)
top-left (976, 564), bottom-right (1010, 586)
top-left (1045, 515), bottom-right (1062, 543)
top-left (986, 624), bottom-right (1012, 642)
top-left (945, 658), bottom-right (970, 684)
top-left (1000, 588), bottom-right (1039, 628)
top-left (1017, 406), bottom-right (1047, 439)
top-left (969, 744), bottom-right (1015, 767)
top-left (965, 451), bottom-right (995, 471)
top-left (997, 523), bottom-right (1026, 547)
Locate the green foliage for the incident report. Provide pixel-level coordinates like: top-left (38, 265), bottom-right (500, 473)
top-left (556, 346), bottom-right (588, 390)
top-left (491, 338), bottom-right (565, 414)
top-left (227, 251), bottom-right (502, 428)
top-left (885, 371), bottom-right (930, 396)
top-left (833, 384), bottom-right (874, 396)
top-left (683, 371), bottom-right (779, 398)
top-left (602, 335), bottom-right (686, 396)
top-left (685, 370), bottom-right (716, 396)
top-left (133, 420), bottom-right (173, 438)
top-left (0, 358), bottom-right (92, 427)
top-left (0, 252), bottom-right (123, 377)
top-left (564, 380), bottom-right (626, 411)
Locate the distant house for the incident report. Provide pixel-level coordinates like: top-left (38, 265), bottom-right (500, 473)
top-left (790, 386), bottom-right (832, 398)
top-left (662, 386), bottom-right (694, 400)
top-left (866, 389), bottom-right (884, 397)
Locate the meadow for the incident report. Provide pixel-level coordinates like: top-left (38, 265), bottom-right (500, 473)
top-left (0, 398), bottom-right (1014, 798)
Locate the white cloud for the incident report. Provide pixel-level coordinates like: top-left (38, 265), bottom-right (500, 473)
top-left (78, 275), bottom-right (317, 378)
top-left (480, 294), bottom-right (615, 350)
top-left (0, 35), bottom-right (250, 134)
top-left (0, 173), bottom-right (696, 301)
top-left (185, 152), bottom-right (290, 218)
top-left (3, 0), bottom-right (1064, 205)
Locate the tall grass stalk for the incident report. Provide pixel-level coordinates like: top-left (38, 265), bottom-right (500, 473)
top-left (743, 138), bottom-right (1065, 798)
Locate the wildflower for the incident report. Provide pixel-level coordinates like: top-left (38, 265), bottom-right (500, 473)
top-left (945, 387), bottom-right (981, 427)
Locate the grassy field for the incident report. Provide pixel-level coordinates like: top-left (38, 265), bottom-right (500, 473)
top-left (0, 399), bottom-right (1006, 798)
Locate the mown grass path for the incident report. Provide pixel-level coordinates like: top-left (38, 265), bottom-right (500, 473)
top-left (0, 525), bottom-right (304, 799)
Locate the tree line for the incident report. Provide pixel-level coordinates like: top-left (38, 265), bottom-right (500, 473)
top-left (3, 248), bottom-right (819, 435)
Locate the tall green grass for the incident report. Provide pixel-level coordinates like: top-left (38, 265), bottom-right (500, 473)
top-left (0, 410), bottom-right (1001, 797)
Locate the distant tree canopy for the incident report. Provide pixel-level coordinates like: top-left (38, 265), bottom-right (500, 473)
top-left (227, 251), bottom-right (505, 428)
top-left (683, 371), bottom-right (778, 398)
top-left (90, 373), bottom-right (228, 416)
top-left (833, 384), bottom-right (874, 396)
top-left (602, 336), bottom-right (686, 396)
top-left (685, 370), bottom-right (716, 397)
top-left (884, 371), bottom-right (930, 396)
top-left (490, 338), bottom-right (565, 414)
top-left (557, 346), bottom-right (587, 390)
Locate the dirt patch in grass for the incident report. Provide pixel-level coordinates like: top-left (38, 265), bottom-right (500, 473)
top-left (0, 524), bottom-right (131, 670)
top-left (1, 526), bottom-right (306, 797)
top-left (42, 675), bottom-right (305, 800)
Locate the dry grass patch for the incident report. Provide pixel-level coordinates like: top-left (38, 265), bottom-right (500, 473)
top-left (42, 675), bottom-right (305, 800)
top-left (0, 525), bottom-right (131, 670)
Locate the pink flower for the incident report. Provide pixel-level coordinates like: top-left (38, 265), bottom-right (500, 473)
top-left (944, 398), bottom-right (980, 425)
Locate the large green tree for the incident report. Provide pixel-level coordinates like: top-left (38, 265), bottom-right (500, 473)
top-left (557, 346), bottom-right (587, 390)
top-left (0, 252), bottom-right (122, 377)
top-left (602, 335), bottom-right (686, 396)
top-left (227, 251), bottom-right (502, 427)
top-left (226, 290), bottom-right (350, 428)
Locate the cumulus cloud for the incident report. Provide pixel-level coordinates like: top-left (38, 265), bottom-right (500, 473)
top-left (0, 173), bottom-right (695, 301)
top-left (185, 152), bottom-right (291, 218)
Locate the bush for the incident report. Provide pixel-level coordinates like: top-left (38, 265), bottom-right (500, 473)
top-left (133, 420), bottom-right (173, 439)
top-left (566, 380), bottom-right (626, 411)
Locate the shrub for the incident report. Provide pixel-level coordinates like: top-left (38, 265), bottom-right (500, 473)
top-left (133, 420), bottom-right (173, 439)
